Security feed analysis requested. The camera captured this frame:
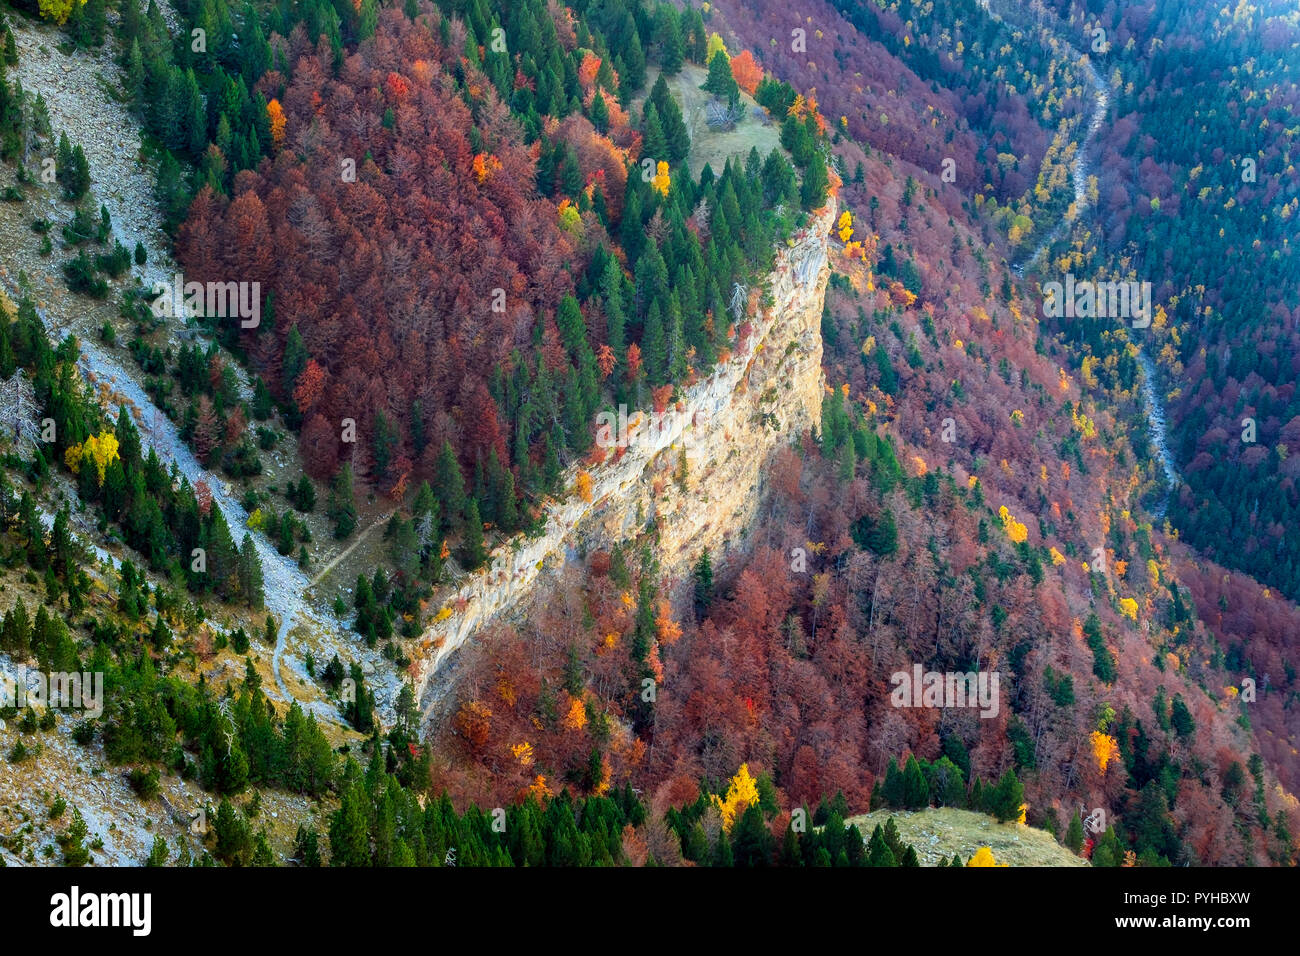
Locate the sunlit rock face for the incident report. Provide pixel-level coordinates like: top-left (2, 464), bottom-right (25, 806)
top-left (412, 199), bottom-right (836, 712)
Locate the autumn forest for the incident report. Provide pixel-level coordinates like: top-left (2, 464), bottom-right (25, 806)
top-left (0, 0), bottom-right (1293, 884)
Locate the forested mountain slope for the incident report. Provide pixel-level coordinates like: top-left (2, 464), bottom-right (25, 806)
top-left (0, 0), bottom-right (1293, 869)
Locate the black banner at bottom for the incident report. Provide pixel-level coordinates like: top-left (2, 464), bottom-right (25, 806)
top-left (1, 864), bottom-right (1284, 944)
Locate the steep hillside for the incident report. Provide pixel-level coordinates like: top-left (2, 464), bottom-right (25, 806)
top-left (411, 197), bottom-right (835, 708)
top-left (0, 0), bottom-right (1293, 873)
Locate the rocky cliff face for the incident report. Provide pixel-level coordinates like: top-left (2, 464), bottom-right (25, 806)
top-left (411, 199), bottom-right (837, 712)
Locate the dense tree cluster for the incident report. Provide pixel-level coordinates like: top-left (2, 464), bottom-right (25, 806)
top-left (1, 293), bottom-right (263, 607)
top-left (169, 0), bottom-right (811, 549)
top-left (1031, 0), bottom-right (1300, 603)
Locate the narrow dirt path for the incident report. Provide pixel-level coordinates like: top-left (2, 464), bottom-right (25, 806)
top-left (307, 512), bottom-right (393, 590)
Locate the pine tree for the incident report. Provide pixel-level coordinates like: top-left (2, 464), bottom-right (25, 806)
top-left (702, 49), bottom-right (740, 107)
top-left (206, 507), bottom-right (238, 599)
top-left (59, 807), bottom-right (91, 866)
top-left (800, 152), bottom-right (830, 210)
top-left (294, 475), bottom-right (316, 513)
top-left (252, 377), bottom-right (273, 420)
top-left (1170, 694), bottom-right (1195, 737)
top-left (145, 835), bottom-right (168, 867)
top-left (281, 326), bottom-right (309, 397)
top-left (642, 103), bottom-right (667, 165)
top-left (642, 299), bottom-right (667, 385)
top-left (0, 323), bottom-right (14, 380)
top-left (251, 829), bottom-right (275, 866)
top-left (434, 440), bottom-right (467, 532)
top-left (692, 549), bottom-right (713, 619)
top-left (882, 816), bottom-right (906, 858)
top-left (731, 803), bottom-right (773, 867)
top-left (655, 8), bottom-right (685, 74)
top-left (1065, 810), bottom-right (1085, 854)
top-left (865, 824), bottom-right (896, 867)
top-left (902, 755), bottom-right (930, 810)
top-left (328, 463), bottom-right (357, 538)
top-left (648, 74), bottom-right (690, 163)
top-left (601, 256), bottom-right (626, 368)
top-left (666, 291), bottom-right (686, 382)
top-left (496, 466), bottom-right (519, 534)
top-left (990, 768), bottom-right (1025, 823)
top-left (881, 759), bottom-right (904, 808)
top-left (461, 498), bottom-right (487, 570)
top-left (590, 90), bottom-right (609, 133)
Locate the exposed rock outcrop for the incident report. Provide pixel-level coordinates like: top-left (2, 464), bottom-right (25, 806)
top-left (411, 199), bottom-right (837, 712)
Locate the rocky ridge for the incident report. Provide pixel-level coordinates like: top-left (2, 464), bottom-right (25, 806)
top-left (410, 198), bottom-right (838, 713)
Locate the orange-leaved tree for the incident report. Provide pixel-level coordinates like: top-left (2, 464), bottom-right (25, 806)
top-left (267, 98), bottom-right (286, 150)
top-left (730, 49), bottom-right (763, 96)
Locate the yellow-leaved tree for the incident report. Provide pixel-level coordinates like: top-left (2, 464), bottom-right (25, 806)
top-left (651, 160), bottom-right (671, 197)
top-left (998, 505), bottom-right (1029, 544)
top-left (711, 763), bottom-right (761, 830)
top-left (967, 846), bottom-right (1008, 867)
top-left (837, 210), bottom-right (854, 244)
top-left (706, 32), bottom-right (727, 61)
top-left (562, 697), bottom-right (587, 731)
top-left (1090, 730), bottom-right (1120, 774)
top-left (65, 430), bottom-right (120, 486)
top-left (39, 0), bottom-right (84, 27)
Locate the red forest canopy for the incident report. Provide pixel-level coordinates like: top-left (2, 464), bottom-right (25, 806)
top-left (177, 11), bottom-right (576, 486)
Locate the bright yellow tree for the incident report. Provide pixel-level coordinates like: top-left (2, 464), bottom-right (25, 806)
top-left (998, 505), bottom-right (1028, 544)
top-left (711, 763), bottom-right (761, 829)
top-left (1090, 731), bottom-right (1120, 774)
top-left (651, 160), bottom-right (671, 196)
top-left (837, 210), bottom-right (854, 244)
top-left (39, 0), bottom-right (84, 26)
top-left (562, 697), bottom-right (587, 731)
top-left (65, 430), bottom-right (120, 486)
top-left (967, 846), bottom-right (1008, 866)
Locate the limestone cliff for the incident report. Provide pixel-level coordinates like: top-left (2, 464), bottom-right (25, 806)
top-left (411, 198), bottom-right (837, 711)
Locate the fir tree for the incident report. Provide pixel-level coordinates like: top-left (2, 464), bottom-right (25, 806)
top-left (702, 49), bottom-right (740, 106)
top-left (461, 498), bottom-right (487, 570)
top-left (692, 549), bottom-right (713, 619)
top-left (434, 440), bottom-right (467, 532)
top-left (1065, 810), bottom-right (1085, 854)
top-left (238, 533), bottom-right (264, 608)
